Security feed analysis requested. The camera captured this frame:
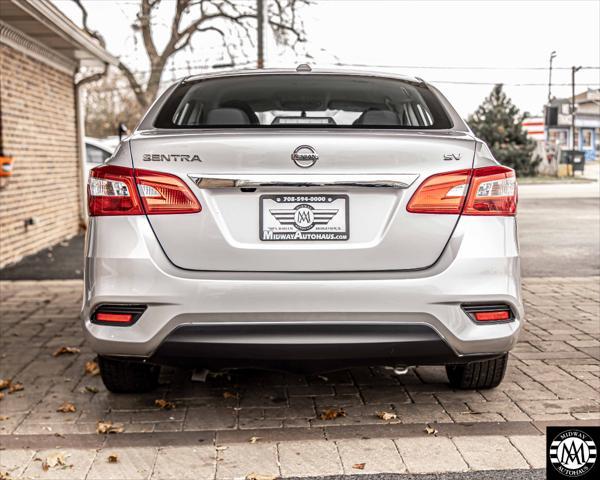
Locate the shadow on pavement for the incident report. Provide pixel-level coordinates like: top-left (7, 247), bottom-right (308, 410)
top-left (0, 233), bottom-right (84, 280)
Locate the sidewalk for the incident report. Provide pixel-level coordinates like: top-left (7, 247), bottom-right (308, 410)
top-left (0, 277), bottom-right (598, 478)
top-left (518, 161), bottom-right (599, 199)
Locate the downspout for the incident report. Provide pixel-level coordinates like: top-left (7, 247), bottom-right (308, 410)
top-left (74, 63), bottom-right (109, 228)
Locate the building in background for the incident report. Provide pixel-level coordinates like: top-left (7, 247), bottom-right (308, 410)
top-left (545, 89), bottom-right (600, 161)
top-left (0, 0), bottom-right (116, 268)
top-left (521, 117), bottom-right (546, 142)
top-left (522, 89), bottom-right (599, 176)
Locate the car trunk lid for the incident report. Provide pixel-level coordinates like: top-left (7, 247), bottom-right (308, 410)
top-left (129, 130), bottom-right (475, 271)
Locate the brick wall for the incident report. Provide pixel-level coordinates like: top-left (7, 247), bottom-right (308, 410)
top-left (0, 43), bottom-right (82, 268)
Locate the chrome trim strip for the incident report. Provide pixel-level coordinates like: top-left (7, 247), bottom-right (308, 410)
top-left (189, 174), bottom-right (419, 189)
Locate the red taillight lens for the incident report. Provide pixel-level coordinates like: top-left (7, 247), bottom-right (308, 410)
top-left (95, 312), bottom-right (133, 323)
top-left (406, 169), bottom-right (471, 214)
top-left (406, 166), bottom-right (516, 216)
top-left (88, 165), bottom-right (143, 216)
top-left (135, 169), bottom-right (201, 214)
top-left (88, 166), bottom-right (201, 216)
top-left (474, 311), bottom-right (511, 321)
top-left (463, 166), bottom-right (517, 216)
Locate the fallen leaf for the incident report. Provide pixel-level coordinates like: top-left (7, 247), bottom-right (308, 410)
top-left (54, 433), bottom-right (65, 438)
top-left (319, 408), bottom-right (346, 420)
top-left (376, 411), bottom-right (397, 421)
top-left (215, 445), bottom-right (228, 451)
top-left (41, 452), bottom-right (68, 471)
top-left (96, 421), bottom-right (124, 434)
top-left (425, 424), bottom-right (438, 436)
top-left (85, 361), bottom-right (100, 376)
top-left (317, 375), bottom-right (329, 382)
top-left (352, 463), bottom-right (366, 470)
top-left (53, 346), bottom-right (80, 357)
top-left (0, 379), bottom-right (10, 390)
top-left (154, 399), bottom-right (176, 410)
top-left (223, 391), bottom-right (238, 399)
top-left (84, 386), bottom-right (99, 393)
top-left (245, 474), bottom-right (277, 480)
top-left (107, 454), bottom-right (118, 463)
top-left (0, 470), bottom-right (10, 480)
top-left (57, 402), bottom-right (76, 413)
top-left (7, 383), bottom-right (23, 394)
top-left (249, 436), bottom-right (261, 444)
top-left (0, 416), bottom-right (9, 421)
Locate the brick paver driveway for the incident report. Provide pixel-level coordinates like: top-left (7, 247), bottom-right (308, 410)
top-left (1, 277), bottom-right (599, 479)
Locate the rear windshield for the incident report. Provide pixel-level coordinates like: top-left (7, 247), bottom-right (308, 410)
top-left (154, 74), bottom-right (452, 129)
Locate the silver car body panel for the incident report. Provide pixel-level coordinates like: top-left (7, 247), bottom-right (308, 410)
top-left (82, 69), bottom-right (522, 365)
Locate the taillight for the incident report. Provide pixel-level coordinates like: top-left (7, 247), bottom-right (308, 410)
top-left (88, 165), bottom-right (201, 216)
top-left (88, 165), bottom-right (142, 216)
top-left (136, 169), bottom-right (201, 214)
top-left (463, 166), bottom-right (517, 215)
top-left (406, 169), bottom-right (470, 214)
top-left (406, 166), bottom-right (516, 216)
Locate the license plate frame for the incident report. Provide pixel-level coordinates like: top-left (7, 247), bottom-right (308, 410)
top-left (259, 194), bottom-right (350, 241)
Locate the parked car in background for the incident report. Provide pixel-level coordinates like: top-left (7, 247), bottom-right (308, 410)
top-left (82, 67), bottom-right (522, 393)
top-left (84, 137), bottom-right (118, 183)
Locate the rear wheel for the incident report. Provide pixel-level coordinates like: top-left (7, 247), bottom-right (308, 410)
top-left (446, 353), bottom-right (508, 390)
top-left (99, 356), bottom-right (160, 393)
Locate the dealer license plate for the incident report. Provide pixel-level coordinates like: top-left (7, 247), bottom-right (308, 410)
top-left (259, 194), bottom-right (349, 241)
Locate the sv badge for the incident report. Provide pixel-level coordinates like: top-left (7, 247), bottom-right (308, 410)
top-left (443, 153), bottom-right (462, 161)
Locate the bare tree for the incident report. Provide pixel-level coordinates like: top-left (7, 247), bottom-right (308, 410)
top-left (84, 71), bottom-right (146, 138)
top-left (73, 0), bottom-right (309, 109)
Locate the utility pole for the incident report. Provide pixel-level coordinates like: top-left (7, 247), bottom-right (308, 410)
top-left (547, 51), bottom-right (557, 103)
top-left (257, 0), bottom-right (265, 69)
top-left (571, 66), bottom-right (582, 150)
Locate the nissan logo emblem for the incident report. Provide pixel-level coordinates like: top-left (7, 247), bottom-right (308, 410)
top-left (291, 145), bottom-right (319, 168)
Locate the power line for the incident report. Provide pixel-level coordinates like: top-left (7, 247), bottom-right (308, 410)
top-left (430, 81), bottom-right (600, 87)
top-left (333, 62), bottom-right (600, 71)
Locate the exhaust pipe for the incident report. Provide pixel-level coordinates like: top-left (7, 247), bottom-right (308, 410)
top-left (384, 365), bottom-right (413, 375)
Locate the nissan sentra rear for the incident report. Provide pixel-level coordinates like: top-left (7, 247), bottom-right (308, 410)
top-left (81, 68), bottom-right (523, 393)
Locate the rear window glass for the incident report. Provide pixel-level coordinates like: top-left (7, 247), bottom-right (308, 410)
top-left (154, 74), bottom-right (452, 129)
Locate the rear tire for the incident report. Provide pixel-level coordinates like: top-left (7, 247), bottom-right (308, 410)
top-left (99, 356), bottom-right (160, 393)
top-left (446, 353), bottom-right (508, 390)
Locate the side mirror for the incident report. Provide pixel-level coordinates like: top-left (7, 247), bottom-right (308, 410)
top-left (117, 122), bottom-right (129, 141)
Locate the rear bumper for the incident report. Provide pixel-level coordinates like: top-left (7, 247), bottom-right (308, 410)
top-left (149, 324), bottom-right (503, 371)
top-left (81, 215), bottom-right (523, 366)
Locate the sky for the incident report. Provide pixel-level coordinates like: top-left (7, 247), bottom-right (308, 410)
top-left (54, 0), bottom-right (600, 118)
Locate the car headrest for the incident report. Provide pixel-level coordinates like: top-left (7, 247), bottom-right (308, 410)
top-left (354, 110), bottom-right (401, 125)
top-left (206, 108), bottom-right (250, 125)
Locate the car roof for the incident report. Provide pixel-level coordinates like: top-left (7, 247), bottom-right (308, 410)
top-left (84, 136), bottom-right (116, 153)
top-left (182, 67), bottom-right (423, 85)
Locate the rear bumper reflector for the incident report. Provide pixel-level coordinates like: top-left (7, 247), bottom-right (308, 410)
top-left (91, 304), bottom-right (147, 326)
top-left (462, 304), bottom-right (514, 323)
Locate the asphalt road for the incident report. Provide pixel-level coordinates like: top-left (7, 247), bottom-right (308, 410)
top-left (1, 197), bottom-right (598, 280)
top-left (518, 197), bottom-right (599, 277)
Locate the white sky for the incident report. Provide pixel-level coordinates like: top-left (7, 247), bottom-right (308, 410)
top-left (54, 0), bottom-right (600, 117)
